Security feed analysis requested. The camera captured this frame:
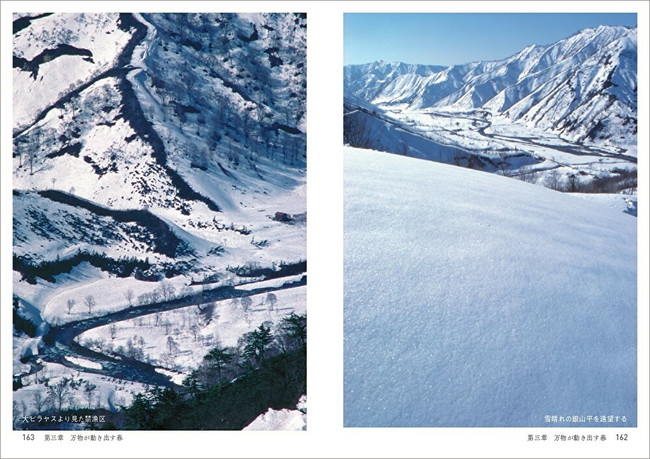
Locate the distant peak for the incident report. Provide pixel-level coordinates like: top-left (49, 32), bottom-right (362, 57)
top-left (569, 23), bottom-right (636, 40)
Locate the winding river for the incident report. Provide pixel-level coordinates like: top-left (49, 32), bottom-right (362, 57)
top-left (34, 273), bottom-right (306, 387)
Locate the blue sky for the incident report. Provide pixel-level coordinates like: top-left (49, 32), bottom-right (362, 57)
top-left (344, 13), bottom-right (637, 66)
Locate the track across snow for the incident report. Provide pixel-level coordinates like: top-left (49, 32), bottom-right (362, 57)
top-left (344, 147), bottom-right (636, 427)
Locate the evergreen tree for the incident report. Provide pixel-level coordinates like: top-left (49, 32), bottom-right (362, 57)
top-left (243, 324), bottom-right (274, 365)
top-left (204, 346), bottom-right (233, 382)
top-left (280, 313), bottom-right (306, 349)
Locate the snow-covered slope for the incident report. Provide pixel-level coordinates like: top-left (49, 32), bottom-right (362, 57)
top-left (12, 13), bottom-right (306, 424)
top-left (344, 61), bottom-right (446, 106)
top-left (243, 395), bottom-right (306, 430)
top-left (344, 147), bottom-right (636, 427)
top-left (13, 13), bottom-right (306, 280)
top-left (13, 13), bottom-right (134, 130)
top-left (345, 25), bottom-right (637, 147)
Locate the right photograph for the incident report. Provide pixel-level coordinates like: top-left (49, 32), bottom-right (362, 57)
top-left (343, 13), bottom-right (637, 427)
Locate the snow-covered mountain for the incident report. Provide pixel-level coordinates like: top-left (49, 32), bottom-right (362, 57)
top-left (345, 25), bottom-right (637, 147)
top-left (344, 146), bottom-right (636, 427)
top-left (13, 13), bottom-right (306, 279)
top-left (12, 13), bottom-right (306, 429)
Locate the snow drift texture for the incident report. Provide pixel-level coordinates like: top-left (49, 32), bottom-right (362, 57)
top-left (344, 147), bottom-right (636, 427)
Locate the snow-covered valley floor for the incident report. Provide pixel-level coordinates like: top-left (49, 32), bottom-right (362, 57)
top-left (344, 146), bottom-right (636, 427)
top-left (345, 103), bottom-right (637, 194)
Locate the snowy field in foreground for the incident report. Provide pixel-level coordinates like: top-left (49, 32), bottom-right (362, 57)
top-left (344, 147), bottom-right (636, 427)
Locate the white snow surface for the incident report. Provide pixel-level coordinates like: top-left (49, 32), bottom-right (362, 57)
top-left (243, 395), bottom-right (306, 431)
top-left (64, 356), bottom-right (102, 370)
top-left (154, 368), bottom-right (186, 385)
top-left (344, 147), bottom-right (636, 427)
top-left (573, 192), bottom-right (638, 217)
top-left (243, 408), bottom-right (305, 431)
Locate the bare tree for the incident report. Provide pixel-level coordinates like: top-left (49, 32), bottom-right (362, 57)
top-left (110, 323), bottom-right (117, 340)
top-left (124, 289), bottom-right (134, 306)
top-left (344, 111), bottom-right (373, 149)
top-left (241, 296), bottom-right (253, 312)
top-left (453, 150), bottom-right (464, 167)
top-left (66, 298), bottom-right (76, 314)
top-left (47, 377), bottom-right (72, 411)
top-left (84, 295), bottom-right (96, 315)
top-left (167, 336), bottom-right (177, 355)
top-left (517, 165), bottom-right (537, 183)
top-left (567, 173), bottom-right (578, 192)
top-left (159, 281), bottom-right (176, 302)
top-left (26, 148), bottom-right (38, 175)
top-left (150, 288), bottom-right (161, 303)
top-left (33, 391), bottom-right (45, 414)
top-left (546, 169), bottom-right (565, 191)
top-left (137, 293), bottom-right (150, 306)
top-left (190, 324), bottom-right (200, 342)
top-left (83, 382), bottom-right (97, 408)
top-left (497, 159), bottom-right (511, 177)
top-left (266, 292), bottom-right (277, 311)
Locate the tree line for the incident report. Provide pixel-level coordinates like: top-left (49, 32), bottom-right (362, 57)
top-left (14, 251), bottom-right (152, 284)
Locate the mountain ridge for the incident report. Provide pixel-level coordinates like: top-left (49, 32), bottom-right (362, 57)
top-left (345, 25), bottom-right (637, 147)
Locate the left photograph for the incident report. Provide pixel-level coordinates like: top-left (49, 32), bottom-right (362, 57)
top-left (12, 13), bottom-right (307, 430)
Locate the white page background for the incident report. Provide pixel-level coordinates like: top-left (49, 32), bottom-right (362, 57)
top-left (1, 1), bottom-right (647, 458)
